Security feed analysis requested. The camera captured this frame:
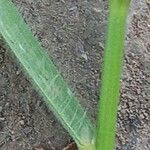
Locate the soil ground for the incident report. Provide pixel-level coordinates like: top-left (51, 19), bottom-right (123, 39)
top-left (0, 0), bottom-right (150, 150)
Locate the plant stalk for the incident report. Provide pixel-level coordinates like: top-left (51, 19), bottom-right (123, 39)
top-left (96, 0), bottom-right (130, 150)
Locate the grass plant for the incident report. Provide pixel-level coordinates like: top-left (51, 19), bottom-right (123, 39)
top-left (0, 0), bottom-right (131, 149)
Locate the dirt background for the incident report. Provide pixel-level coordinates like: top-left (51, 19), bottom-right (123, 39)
top-left (0, 0), bottom-right (150, 150)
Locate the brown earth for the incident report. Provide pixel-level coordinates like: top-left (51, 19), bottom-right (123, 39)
top-left (0, 0), bottom-right (149, 150)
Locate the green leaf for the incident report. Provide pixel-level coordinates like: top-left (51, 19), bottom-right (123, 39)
top-left (0, 0), bottom-right (95, 148)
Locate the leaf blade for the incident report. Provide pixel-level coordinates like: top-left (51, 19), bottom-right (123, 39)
top-left (0, 0), bottom-right (95, 148)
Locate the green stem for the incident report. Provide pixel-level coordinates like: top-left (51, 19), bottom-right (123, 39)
top-left (96, 0), bottom-right (130, 150)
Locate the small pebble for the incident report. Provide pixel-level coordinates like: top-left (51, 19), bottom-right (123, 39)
top-left (32, 146), bottom-right (44, 150)
top-left (81, 53), bottom-right (88, 60)
top-left (0, 117), bottom-right (5, 121)
top-left (0, 106), bottom-right (2, 113)
top-left (19, 120), bottom-right (25, 125)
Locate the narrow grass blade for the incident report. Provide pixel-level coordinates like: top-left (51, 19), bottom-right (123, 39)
top-left (96, 0), bottom-right (131, 150)
top-left (0, 0), bottom-right (95, 148)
